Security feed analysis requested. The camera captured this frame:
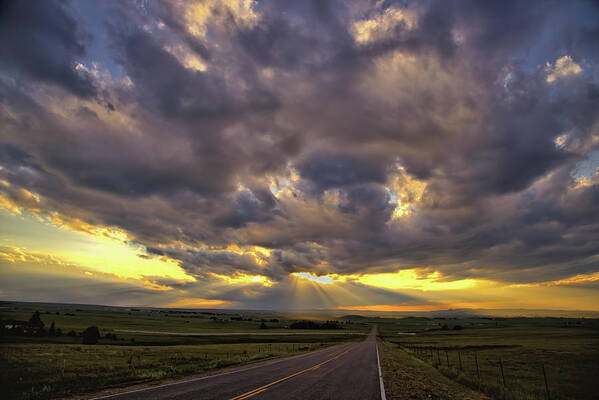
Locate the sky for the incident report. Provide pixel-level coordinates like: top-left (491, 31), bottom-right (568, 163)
top-left (1, 0), bottom-right (599, 312)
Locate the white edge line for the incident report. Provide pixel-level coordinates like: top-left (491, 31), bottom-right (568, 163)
top-left (375, 330), bottom-right (387, 400)
top-left (88, 342), bottom-right (352, 400)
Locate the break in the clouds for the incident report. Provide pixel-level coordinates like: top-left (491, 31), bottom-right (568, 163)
top-left (1, 0), bottom-right (599, 310)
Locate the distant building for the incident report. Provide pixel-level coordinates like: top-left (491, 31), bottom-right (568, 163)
top-left (2, 319), bottom-right (27, 330)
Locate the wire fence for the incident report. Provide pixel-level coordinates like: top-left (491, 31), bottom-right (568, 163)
top-left (401, 344), bottom-right (553, 400)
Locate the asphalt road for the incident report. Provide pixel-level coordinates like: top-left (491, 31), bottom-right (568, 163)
top-left (93, 329), bottom-right (383, 400)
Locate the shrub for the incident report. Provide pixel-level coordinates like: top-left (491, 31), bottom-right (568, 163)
top-left (28, 311), bottom-right (44, 329)
top-left (82, 326), bottom-right (100, 344)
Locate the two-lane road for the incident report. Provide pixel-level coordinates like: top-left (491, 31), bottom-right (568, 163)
top-left (93, 329), bottom-right (384, 400)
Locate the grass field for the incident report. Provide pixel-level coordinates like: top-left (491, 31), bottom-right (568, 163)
top-left (377, 318), bottom-right (599, 400)
top-left (0, 341), bottom-right (333, 399)
top-left (3, 302), bottom-right (598, 400)
top-left (377, 338), bottom-right (488, 400)
top-left (0, 301), bottom-right (371, 334)
top-left (0, 301), bottom-right (365, 399)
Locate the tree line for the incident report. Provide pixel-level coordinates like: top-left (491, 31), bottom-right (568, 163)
top-left (1, 311), bottom-right (114, 345)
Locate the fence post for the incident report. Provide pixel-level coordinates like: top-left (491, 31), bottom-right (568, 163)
top-left (499, 357), bottom-right (506, 388)
top-left (458, 351), bottom-right (462, 371)
top-left (475, 351), bottom-right (480, 380)
top-left (445, 350), bottom-right (449, 367)
top-left (542, 363), bottom-right (551, 400)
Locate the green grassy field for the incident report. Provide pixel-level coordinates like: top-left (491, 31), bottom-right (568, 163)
top-left (0, 301), bottom-right (371, 334)
top-left (3, 302), bottom-right (598, 400)
top-left (0, 301), bottom-right (365, 399)
top-left (377, 318), bottom-right (599, 400)
top-left (377, 338), bottom-right (488, 400)
top-left (0, 341), bottom-right (333, 399)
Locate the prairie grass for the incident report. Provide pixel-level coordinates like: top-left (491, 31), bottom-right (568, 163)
top-left (0, 342), bottom-right (330, 399)
top-left (379, 325), bottom-right (599, 400)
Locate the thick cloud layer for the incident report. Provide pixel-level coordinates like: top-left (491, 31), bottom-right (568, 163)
top-left (1, 0), bottom-right (599, 303)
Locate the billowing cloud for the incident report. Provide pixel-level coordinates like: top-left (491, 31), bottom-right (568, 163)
top-left (1, 0), bottom-right (599, 310)
top-left (546, 56), bottom-right (583, 83)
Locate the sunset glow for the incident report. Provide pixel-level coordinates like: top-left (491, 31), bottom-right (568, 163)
top-left (292, 272), bottom-right (343, 285)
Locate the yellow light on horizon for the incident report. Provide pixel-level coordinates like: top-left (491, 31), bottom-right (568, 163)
top-left (165, 298), bottom-right (231, 309)
top-left (354, 269), bottom-right (482, 291)
top-left (290, 268), bottom-right (486, 292)
top-left (292, 272), bottom-right (342, 284)
top-left (0, 205), bottom-right (194, 283)
top-left (216, 244), bottom-right (271, 265)
top-left (211, 272), bottom-right (274, 287)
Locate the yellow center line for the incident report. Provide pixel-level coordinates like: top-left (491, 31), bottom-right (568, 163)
top-left (228, 344), bottom-right (359, 400)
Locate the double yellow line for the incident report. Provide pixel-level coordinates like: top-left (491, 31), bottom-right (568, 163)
top-left (229, 344), bottom-right (357, 400)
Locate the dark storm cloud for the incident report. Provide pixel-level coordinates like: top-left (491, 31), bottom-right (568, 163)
top-left (297, 152), bottom-right (388, 193)
top-left (214, 187), bottom-right (278, 228)
top-left (0, 143), bottom-right (32, 167)
top-left (1, 0), bottom-right (599, 293)
top-left (338, 184), bottom-right (394, 231)
top-left (0, 0), bottom-right (96, 97)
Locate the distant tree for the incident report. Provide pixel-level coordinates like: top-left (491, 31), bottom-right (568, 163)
top-left (82, 326), bottom-right (100, 344)
top-left (290, 320), bottom-right (318, 330)
top-left (453, 325), bottom-right (463, 330)
top-left (260, 322), bottom-right (268, 329)
top-left (56, 328), bottom-right (62, 336)
top-left (269, 319), bottom-right (279, 323)
top-left (49, 321), bottom-right (56, 336)
top-left (289, 320), bottom-right (343, 330)
top-left (320, 320), bottom-right (343, 330)
top-left (441, 324), bottom-right (449, 330)
top-left (67, 330), bottom-right (77, 337)
top-left (28, 311), bottom-right (44, 329)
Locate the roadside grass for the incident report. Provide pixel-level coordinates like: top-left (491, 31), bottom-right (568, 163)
top-left (379, 326), bottom-right (599, 400)
top-left (0, 341), bottom-right (335, 400)
top-left (377, 339), bottom-right (488, 400)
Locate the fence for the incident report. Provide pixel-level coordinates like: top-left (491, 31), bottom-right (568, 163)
top-left (401, 344), bottom-right (552, 400)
